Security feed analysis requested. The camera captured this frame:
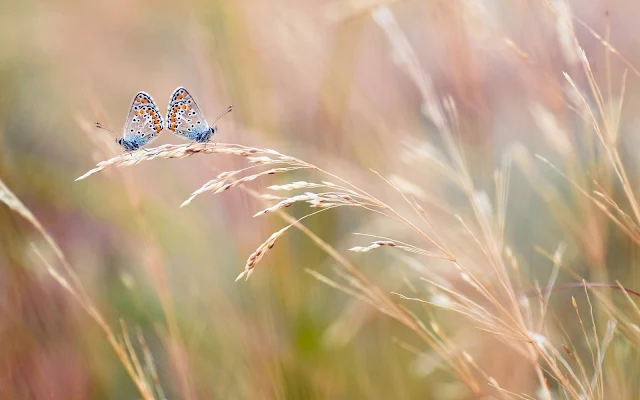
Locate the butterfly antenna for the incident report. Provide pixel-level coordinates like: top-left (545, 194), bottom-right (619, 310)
top-left (95, 122), bottom-right (118, 138)
top-left (212, 105), bottom-right (233, 124)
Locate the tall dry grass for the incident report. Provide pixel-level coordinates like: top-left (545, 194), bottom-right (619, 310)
top-left (67, 4), bottom-right (640, 397)
top-left (4, 0), bottom-right (640, 399)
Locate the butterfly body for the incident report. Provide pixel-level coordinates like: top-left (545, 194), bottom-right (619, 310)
top-left (116, 135), bottom-right (148, 151)
top-left (182, 125), bottom-right (216, 143)
top-left (166, 87), bottom-right (231, 143)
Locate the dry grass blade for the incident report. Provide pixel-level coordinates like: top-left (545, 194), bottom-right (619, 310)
top-left (0, 179), bottom-right (37, 222)
top-left (120, 320), bottom-right (154, 399)
top-left (583, 283), bottom-right (604, 399)
top-left (253, 192), bottom-right (371, 217)
top-left (236, 186), bottom-right (487, 394)
top-left (0, 180), bottom-right (83, 287)
top-left (571, 296), bottom-right (596, 396)
top-left (237, 206), bottom-right (339, 281)
top-left (591, 319), bottom-right (616, 394)
top-left (267, 181), bottom-right (335, 191)
top-left (1, 178), bottom-right (158, 400)
top-left (349, 240), bottom-right (398, 252)
top-left (76, 143), bottom-right (306, 181)
top-left (182, 166), bottom-right (309, 207)
top-left (253, 192), bottom-right (321, 216)
top-left (136, 328), bottom-right (167, 400)
top-left (349, 239), bottom-right (446, 258)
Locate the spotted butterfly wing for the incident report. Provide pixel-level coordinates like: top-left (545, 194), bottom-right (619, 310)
top-left (166, 87), bottom-right (210, 139)
top-left (122, 92), bottom-right (163, 143)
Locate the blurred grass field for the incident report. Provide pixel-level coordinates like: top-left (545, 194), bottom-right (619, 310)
top-left (4, 0), bottom-right (640, 399)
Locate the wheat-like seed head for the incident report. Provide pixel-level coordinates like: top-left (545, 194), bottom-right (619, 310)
top-left (349, 241), bottom-right (397, 252)
top-left (76, 143), bottom-right (307, 181)
top-left (267, 181), bottom-right (328, 191)
top-left (181, 166), bottom-right (308, 207)
top-left (237, 226), bottom-right (288, 281)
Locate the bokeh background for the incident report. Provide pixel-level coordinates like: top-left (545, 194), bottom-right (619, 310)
top-left (3, 0), bottom-right (640, 399)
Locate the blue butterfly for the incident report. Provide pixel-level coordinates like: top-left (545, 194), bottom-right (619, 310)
top-left (166, 87), bottom-right (231, 143)
top-left (96, 92), bottom-right (163, 151)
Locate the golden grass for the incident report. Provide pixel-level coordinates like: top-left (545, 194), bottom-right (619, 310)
top-left (1, 179), bottom-right (163, 400)
top-left (6, 0), bottom-right (640, 398)
top-left (67, 3), bottom-right (640, 392)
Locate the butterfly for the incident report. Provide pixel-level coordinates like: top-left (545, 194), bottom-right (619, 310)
top-left (96, 92), bottom-right (164, 152)
top-left (166, 87), bottom-right (232, 143)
